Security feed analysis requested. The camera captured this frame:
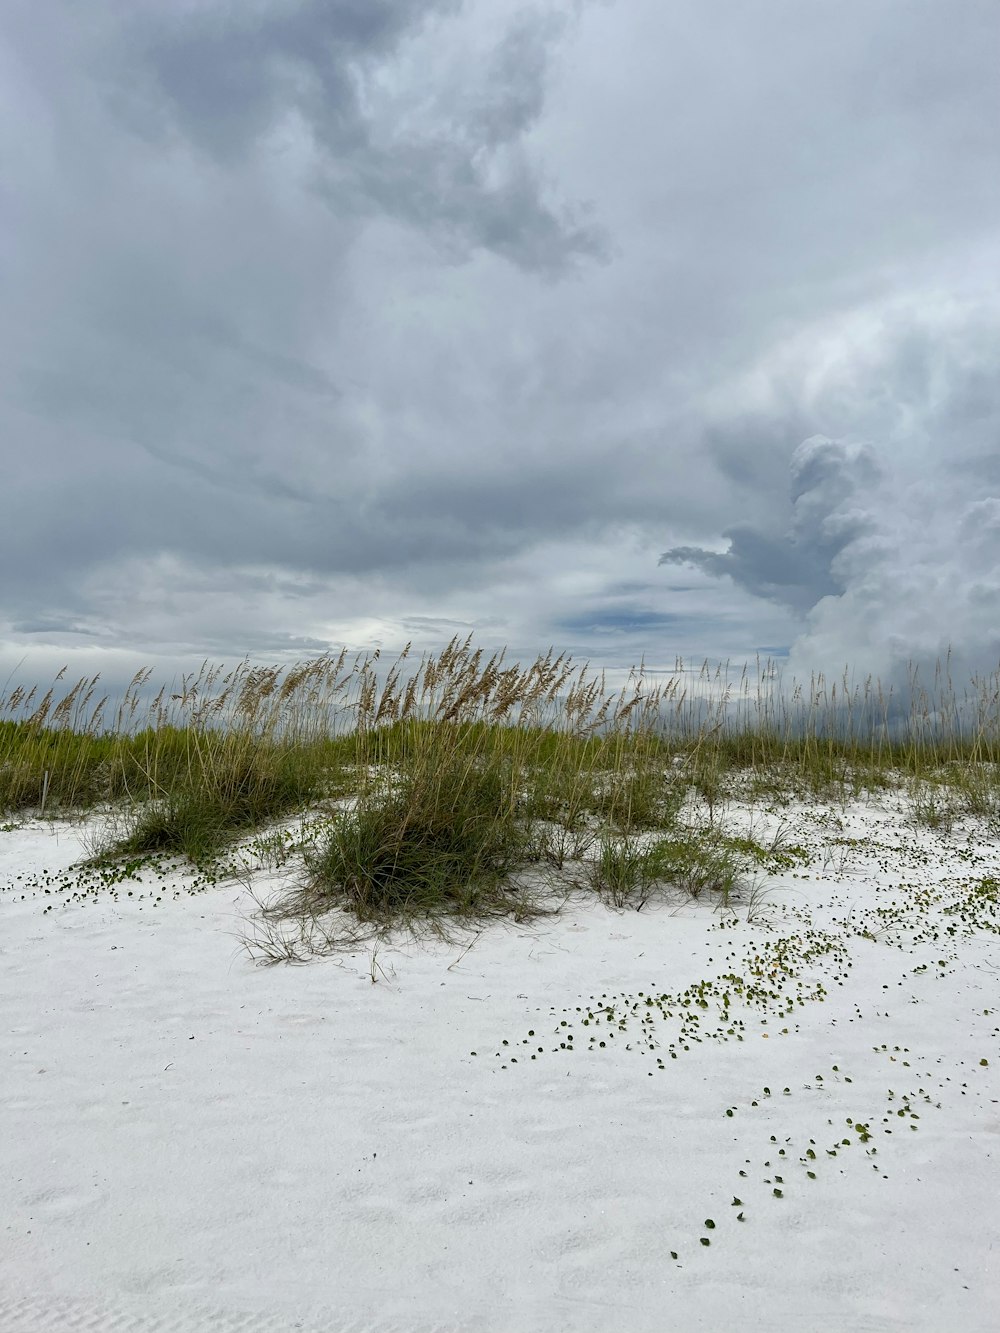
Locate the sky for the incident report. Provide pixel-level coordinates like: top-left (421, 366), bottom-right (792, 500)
top-left (3, 0), bottom-right (1000, 701)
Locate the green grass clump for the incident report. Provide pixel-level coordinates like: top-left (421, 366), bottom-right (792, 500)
top-left (587, 835), bottom-right (660, 909)
top-left (587, 827), bottom-right (745, 911)
top-left (589, 767), bottom-right (683, 831)
top-left (711, 830), bottom-right (811, 873)
top-left (646, 830), bottom-right (743, 904)
top-left (105, 747), bottom-right (319, 864)
top-left (303, 754), bottom-right (528, 922)
top-left (0, 719), bottom-right (118, 812)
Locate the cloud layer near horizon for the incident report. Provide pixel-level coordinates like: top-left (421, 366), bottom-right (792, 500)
top-left (2, 0), bottom-right (999, 694)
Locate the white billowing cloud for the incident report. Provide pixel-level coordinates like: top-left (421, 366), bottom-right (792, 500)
top-left (662, 291), bottom-right (1000, 688)
top-left (792, 475), bottom-right (1000, 691)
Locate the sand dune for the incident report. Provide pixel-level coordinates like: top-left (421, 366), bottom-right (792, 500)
top-left (2, 795), bottom-right (998, 1332)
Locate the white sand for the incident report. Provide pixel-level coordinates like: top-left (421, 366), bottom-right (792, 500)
top-left (2, 795), bottom-right (998, 1332)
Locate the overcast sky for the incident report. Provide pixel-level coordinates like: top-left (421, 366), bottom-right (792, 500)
top-left (3, 0), bottom-right (999, 699)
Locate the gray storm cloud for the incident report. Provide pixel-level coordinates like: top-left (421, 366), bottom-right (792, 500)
top-left (2, 0), bottom-right (1000, 688)
top-left (110, 0), bottom-right (605, 272)
top-left (660, 437), bottom-right (885, 616)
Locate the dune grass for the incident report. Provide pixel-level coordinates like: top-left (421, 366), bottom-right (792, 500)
top-left (3, 637), bottom-right (1000, 943)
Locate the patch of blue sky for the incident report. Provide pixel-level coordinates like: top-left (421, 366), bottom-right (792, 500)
top-left (554, 607), bottom-right (711, 636)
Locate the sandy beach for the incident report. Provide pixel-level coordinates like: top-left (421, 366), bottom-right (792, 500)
top-left (2, 793), bottom-right (998, 1332)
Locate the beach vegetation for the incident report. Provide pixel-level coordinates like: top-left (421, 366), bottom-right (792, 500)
top-left (2, 636), bottom-right (1000, 948)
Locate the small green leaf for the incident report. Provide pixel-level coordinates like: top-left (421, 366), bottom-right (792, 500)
top-left (670, 1250), bottom-right (678, 1260)
top-left (704, 1219), bottom-right (716, 1229)
top-left (731, 1197), bottom-right (743, 1207)
top-left (773, 1188), bottom-right (783, 1198)
top-left (700, 1237), bottom-right (711, 1247)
